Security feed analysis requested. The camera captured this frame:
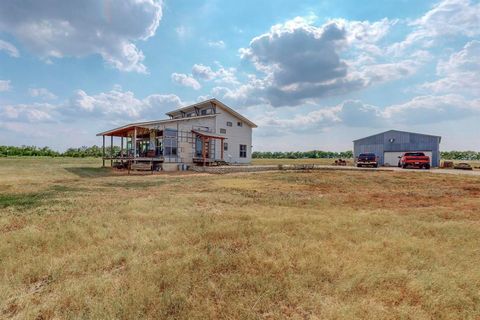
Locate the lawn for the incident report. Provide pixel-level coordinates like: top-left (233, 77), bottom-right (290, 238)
top-left (1, 157), bottom-right (479, 319)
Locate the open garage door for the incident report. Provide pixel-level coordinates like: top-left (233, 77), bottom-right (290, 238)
top-left (384, 151), bottom-right (433, 167)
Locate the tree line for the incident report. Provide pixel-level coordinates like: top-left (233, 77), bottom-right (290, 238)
top-left (1, 145), bottom-right (479, 160)
top-left (0, 145), bottom-right (120, 157)
top-left (252, 150), bottom-right (480, 160)
top-left (252, 150), bottom-right (354, 159)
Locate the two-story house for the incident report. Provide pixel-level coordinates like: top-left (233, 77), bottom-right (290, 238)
top-left (97, 98), bottom-right (257, 170)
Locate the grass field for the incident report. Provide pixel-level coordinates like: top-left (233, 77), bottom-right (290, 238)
top-left (1, 157), bottom-right (480, 319)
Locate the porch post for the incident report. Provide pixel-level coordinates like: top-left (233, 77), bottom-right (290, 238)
top-left (202, 136), bottom-right (206, 166)
top-left (121, 137), bottom-right (124, 157)
top-left (110, 135), bottom-right (113, 167)
top-left (221, 138), bottom-right (224, 160)
top-left (133, 127), bottom-right (137, 160)
top-left (102, 135), bottom-right (105, 167)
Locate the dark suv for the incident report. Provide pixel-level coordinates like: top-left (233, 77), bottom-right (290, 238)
top-left (356, 153), bottom-right (379, 168)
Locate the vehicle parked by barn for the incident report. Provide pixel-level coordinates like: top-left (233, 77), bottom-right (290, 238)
top-left (356, 153), bottom-right (379, 167)
top-left (398, 152), bottom-right (431, 169)
top-left (353, 130), bottom-right (441, 167)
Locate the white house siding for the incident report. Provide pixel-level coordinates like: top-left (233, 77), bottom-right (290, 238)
top-left (214, 109), bottom-right (253, 164)
top-left (144, 116), bottom-right (216, 164)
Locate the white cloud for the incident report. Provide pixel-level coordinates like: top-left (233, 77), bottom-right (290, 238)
top-left (2, 87), bottom-right (185, 127)
top-left (412, 0), bottom-right (480, 38)
top-left (389, 0), bottom-right (480, 54)
top-left (383, 94), bottom-right (480, 124)
top-left (0, 39), bottom-right (19, 57)
top-left (171, 73), bottom-right (202, 90)
top-left (1, 103), bottom-right (57, 122)
top-left (67, 88), bottom-right (184, 121)
top-left (0, 80), bottom-right (11, 92)
top-left (354, 59), bottom-right (421, 85)
top-left (207, 40), bottom-right (226, 49)
top-left (191, 63), bottom-right (239, 84)
top-left (422, 40), bottom-right (480, 96)
top-left (28, 87), bottom-right (57, 100)
top-left (254, 94), bottom-right (480, 136)
top-left (0, 0), bottom-right (162, 73)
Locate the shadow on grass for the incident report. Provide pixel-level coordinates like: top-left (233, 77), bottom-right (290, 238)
top-left (64, 167), bottom-right (118, 178)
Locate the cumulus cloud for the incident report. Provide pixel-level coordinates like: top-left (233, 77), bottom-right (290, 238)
top-left (215, 16), bottom-right (418, 108)
top-left (390, 0), bottom-right (480, 54)
top-left (28, 87), bottom-right (57, 100)
top-left (255, 94), bottom-right (480, 135)
top-left (191, 63), bottom-right (238, 84)
top-left (412, 0), bottom-right (480, 38)
top-left (1, 103), bottom-right (57, 123)
top-left (0, 80), bottom-right (11, 92)
top-left (0, 39), bottom-right (19, 57)
top-left (1, 88), bottom-right (185, 130)
top-left (69, 88), bottom-right (184, 119)
top-left (240, 18), bottom-right (349, 86)
top-left (0, 0), bottom-right (162, 72)
top-left (354, 59), bottom-right (421, 85)
top-left (383, 94), bottom-right (480, 124)
top-left (233, 18), bottom-right (365, 106)
top-left (171, 73), bottom-right (201, 90)
top-left (421, 40), bottom-right (480, 96)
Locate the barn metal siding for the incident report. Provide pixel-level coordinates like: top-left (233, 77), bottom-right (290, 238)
top-left (353, 130), bottom-right (441, 167)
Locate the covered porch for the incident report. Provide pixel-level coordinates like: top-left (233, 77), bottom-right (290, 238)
top-left (192, 130), bottom-right (227, 166)
top-left (98, 125), bottom-right (164, 168)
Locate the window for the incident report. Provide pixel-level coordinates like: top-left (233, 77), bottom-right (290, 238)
top-left (237, 121), bottom-right (243, 127)
top-left (224, 142), bottom-right (228, 151)
top-left (239, 144), bottom-right (247, 158)
top-left (201, 109), bottom-right (207, 115)
top-left (163, 129), bottom-right (178, 157)
top-left (220, 128), bottom-right (226, 134)
top-left (226, 121), bottom-right (233, 127)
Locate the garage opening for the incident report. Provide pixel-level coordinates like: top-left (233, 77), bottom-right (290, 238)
top-left (383, 151), bottom-right (433, 167)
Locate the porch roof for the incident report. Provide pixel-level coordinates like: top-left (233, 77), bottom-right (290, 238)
top-left (97, 125), bottom-right (150, 137)
top-left (192, 130), bottom-right (227, 140)
top-left (96, 114), bottom-right (216, 136)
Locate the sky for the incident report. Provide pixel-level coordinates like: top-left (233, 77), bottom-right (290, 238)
top-left (0, 0), bottom-right (479, 152)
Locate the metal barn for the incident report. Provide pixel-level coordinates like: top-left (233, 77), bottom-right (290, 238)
top-left (353, 130), bottom-right (441, 167)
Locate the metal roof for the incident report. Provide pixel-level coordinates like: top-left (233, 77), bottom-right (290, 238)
top-left (96, 114), bottom-right (216, 136)
top-left (353, 130), bottom-right (442, 142)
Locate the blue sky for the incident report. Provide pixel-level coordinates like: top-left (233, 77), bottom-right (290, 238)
top-left (0, 0), bottom-right (479, 151)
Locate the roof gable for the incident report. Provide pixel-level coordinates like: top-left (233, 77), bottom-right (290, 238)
top-left (166, 98), bottom-right (257, 128)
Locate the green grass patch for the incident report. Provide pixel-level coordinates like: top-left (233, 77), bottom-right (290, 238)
top-left (0, 192), bottom-right (51, 209)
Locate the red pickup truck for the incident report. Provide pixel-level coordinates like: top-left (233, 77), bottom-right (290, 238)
top-left (398, 152), bottom-right (431, 169)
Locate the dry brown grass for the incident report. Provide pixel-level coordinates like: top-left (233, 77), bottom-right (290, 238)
top-left (1, 157), bottom-right (479, 319)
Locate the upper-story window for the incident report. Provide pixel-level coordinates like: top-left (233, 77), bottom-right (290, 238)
top-left (237, 121), bottom-right (243, 127)
top-left (220, 128), bottom-right (227, 134)
top-left (226, 121), bottom-right (233, 127)
top-left (201, 109), bottom-right (207, 115)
